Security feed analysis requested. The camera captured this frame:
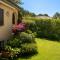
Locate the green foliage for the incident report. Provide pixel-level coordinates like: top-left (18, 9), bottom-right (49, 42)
top-left (38, 13), bottom-right (49, 16)
top-left (26, 30), bottom-right (37, 37)
top-left (18, 11), bottom-right (23, 23)
top-left (10, 0), bottom-right (23, 4)
top-left (20, 43), bottom-right (37, 56)
top-left (4, 32), bottom-right (37, 58)
top-left (5, 46), bottom-right (20, 56)
top-left (20, 7), bottom-right (36, 17)
top-left (19, 32), bottom-right (36, 44)
top-left (19, 32), bottom-right (37, 56)
top-left (3, 45), bottom-right (20, 60)
top-left (7, 38), bottom-right (21, 48)
top-left (25, 18), bottom-right (60, 41)
top-left (44, 14), bottom-right (49, 16)
top-left (53, 12), bottom-right (60, 19)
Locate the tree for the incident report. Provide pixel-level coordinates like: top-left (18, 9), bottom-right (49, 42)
top-left (38, 14), bottom-right (49, 16)
top-left (53, 12), bottom-right (60, 19)
top-left (38, 14), bottom-right (43, 16)
top-left (19, 7), bottom-right (36, 17)
top-left (31, 13), bottom-right (36, 17)
top-left (43, 14), bottom-right (49, 16)
top-left (10, 0), bottom-right (23, 4)
top-left (17, 11), bottom-right (23, 23)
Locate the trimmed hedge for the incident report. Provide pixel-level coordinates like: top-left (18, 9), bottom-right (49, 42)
top-left (25, 18), bottom-right (60, 41)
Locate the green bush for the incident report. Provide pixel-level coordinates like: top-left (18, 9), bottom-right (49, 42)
top-left (7, 38), bottom-right (21, 48)
top-left (4, 46), bottom-right (21, 58)
top-left (25, 18), bottom-right (60, 41)
top-left (26, 30), bottom-right (37, 37)
top-left (20, 43), bottom-right (37, 56)
top-left (19, 32), bottom-right (37, 56)
top-left (19, 32), bottom-right (35, 44)
top-left (5, 32), bottom-right (37, 58)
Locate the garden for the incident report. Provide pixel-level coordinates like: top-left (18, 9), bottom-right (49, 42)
top-left (0, 17), bottom-right (60, 60)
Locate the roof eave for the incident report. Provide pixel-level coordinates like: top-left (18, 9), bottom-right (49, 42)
top-left (1, 0), bottom-right (20, 11)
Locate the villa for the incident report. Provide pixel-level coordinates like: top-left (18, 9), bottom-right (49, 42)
top-left (0, 0), bottom-right (20, 48)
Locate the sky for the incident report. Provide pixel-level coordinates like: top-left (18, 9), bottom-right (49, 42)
top-left (21, 0), bottom-right (60, 16)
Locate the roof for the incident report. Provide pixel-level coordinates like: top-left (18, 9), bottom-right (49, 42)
top-left (0, 0), bottom-right (20, 10)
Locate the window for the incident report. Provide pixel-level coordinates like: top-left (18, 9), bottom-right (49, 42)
top-left (0, 8), bottom-right (4, 26)
top-left (12, 13), bottom-right (15, 24)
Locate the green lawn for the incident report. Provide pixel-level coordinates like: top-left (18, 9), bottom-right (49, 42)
top-left (18, 38), bottom-right (60, 60)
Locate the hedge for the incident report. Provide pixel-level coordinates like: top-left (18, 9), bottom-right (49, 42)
top-left (25, 18), bottom-right (60, 41)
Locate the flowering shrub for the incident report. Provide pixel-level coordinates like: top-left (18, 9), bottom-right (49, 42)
top-left (12, 22), bottom-right (26, 34)
top-left (4, 32), bottom-right (37, 58)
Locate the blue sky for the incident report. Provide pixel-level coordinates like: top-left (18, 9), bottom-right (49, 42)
top-left (21, 0), bottom-right (60, 16)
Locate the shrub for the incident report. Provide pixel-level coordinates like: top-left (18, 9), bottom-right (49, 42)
top-left (3, 45), bottom-right (21, 59)
top-left (19, 32), bottom-right (37, 56)
top-left (19, 32), bottom-right (35, 44)
top-left (20, 43), bottom-right (37, 56)
top-left (25, 18), bottom-right (60, 41)
top-left (5, 32), bottom-right (37, 58)
top-left (12, 22), bottom-right (26, 34)
top-left (7, 38), bottom-right (21, 48)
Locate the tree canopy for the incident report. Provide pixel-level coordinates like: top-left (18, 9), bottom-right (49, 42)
top-left (38, 14), bottom-right (49, 16)
top-left (10, 0), bottom-right (23, 4)
top-left (53, 12), bottom-right (60, 19)
top-left (19, 7), bottom-right (36, 17)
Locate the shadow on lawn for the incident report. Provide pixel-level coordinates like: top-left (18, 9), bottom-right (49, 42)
top-left (38, 36), bottom-right (60, 42)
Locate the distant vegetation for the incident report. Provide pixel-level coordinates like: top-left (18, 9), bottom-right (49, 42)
top-left (38, 13), bottom-right (49, 16)
top-left (20, 7), bottom-right (36, 17)
top-left (23, 17), bottom-right (60, 41)
top-left (53, 12), bottom-right (60, 19)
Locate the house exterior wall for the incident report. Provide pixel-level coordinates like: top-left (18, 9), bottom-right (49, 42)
top-left (0, 2), bottom-right (18, 41)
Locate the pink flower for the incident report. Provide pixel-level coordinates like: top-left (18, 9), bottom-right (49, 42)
top-left (12, 23), bottom-right (26, 33)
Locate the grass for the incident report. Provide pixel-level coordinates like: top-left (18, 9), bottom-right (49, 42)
top-left (18, 38), bottom-right (60, 60)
